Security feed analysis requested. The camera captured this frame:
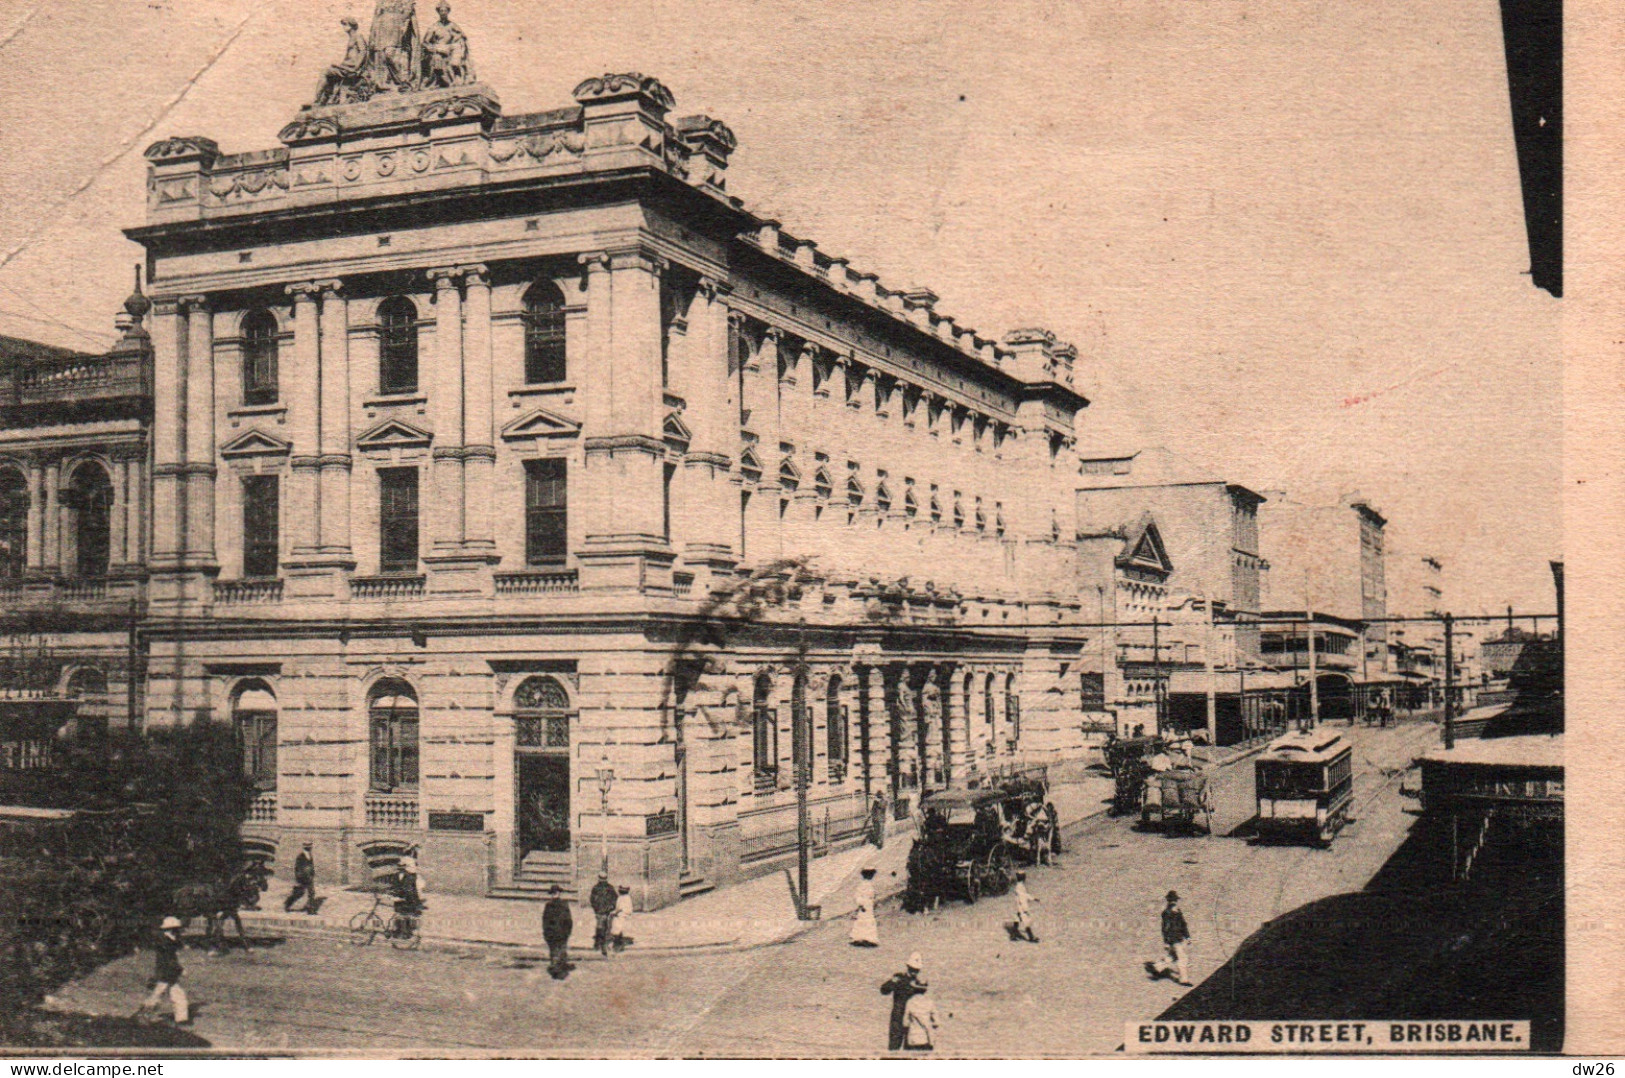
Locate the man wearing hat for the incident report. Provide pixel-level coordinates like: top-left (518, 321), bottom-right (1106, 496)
top-left (285, 842), bottom-right (318, 914)
top-left (880, 952), bottom-right (926, 1051)
top-left (1150, 890), bottom-right (1192, 986)
top-left (391, 853), bottom-right (426, 940)
top-left (589, 872), bottom-right (618, 957)
top-left (135, 916), bottom-right (189, 1025)
top-left (541, 884), bottom-right (574, 979)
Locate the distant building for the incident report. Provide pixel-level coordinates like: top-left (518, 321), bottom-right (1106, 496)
top-left (0, 303), bottom-right (153, 788)
top-left (1075, 447), bottom-right (1268, 744)
top-left (1259, 491), bottom-right (1393, 712)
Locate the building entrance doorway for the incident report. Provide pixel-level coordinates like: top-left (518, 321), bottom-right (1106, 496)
top-left (513, 676), bottom-right (573, 865)
top-left (517, 754), bottom-right (570, 856)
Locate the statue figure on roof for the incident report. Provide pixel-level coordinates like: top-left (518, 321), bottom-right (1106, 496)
top-left (313, 17), bottom-right (372, 106)
top-left (422, 2), bottom-right (475, 88)
top-left (367, 0), bottom-right (423, 93)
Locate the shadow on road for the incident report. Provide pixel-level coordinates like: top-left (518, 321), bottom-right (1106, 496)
top-left (6, 1009), bottom-right (212, 1050)
top-left (1158, 813), bottom-right (1563, 1052)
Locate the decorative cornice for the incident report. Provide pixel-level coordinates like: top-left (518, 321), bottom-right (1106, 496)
top-left (144, 136), bottom-right (220, 164)
top-left (572, 72), bottom-right (677, 111)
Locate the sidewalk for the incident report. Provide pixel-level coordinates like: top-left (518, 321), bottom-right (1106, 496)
top-left (237, 768), bottom-right (1138, 959)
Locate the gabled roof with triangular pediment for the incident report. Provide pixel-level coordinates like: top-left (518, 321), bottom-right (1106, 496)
top-left (356, 418), bottom-right (433, 452)
top-left (1114, 513), bottom-right (1174, 577)
top-left (500, 407), bottom-right (582, 442)
top-left (220, 428), bottom-right (292, 459)
top-left (661, 411), bottom-right (692, 447)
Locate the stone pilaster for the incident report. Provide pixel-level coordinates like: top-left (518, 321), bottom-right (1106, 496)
top-left (459, 264), bottom-right (496, 553)
top-left (284, 283), bottom-right (323, 560)
top-left (940, 665), bottom-right (971, 784)
top-left (676, 276), bottom-right (736, 593)
top-left (109, 456), bottom-right (128, 571)
top-left (24, 457), bottom-right (42, 573)
top-left (317, 280), bottom-right (354, 563)
top-left (41, 458), bottom-right (60, 573)
top-left (576, 247), bottom-right (673, 592)
top-left (149, 297), bottom-right (185, 570)
top-left (427, 267), bottom-right (466, 552)
top-left (181, 295), bottom-right (217, 569)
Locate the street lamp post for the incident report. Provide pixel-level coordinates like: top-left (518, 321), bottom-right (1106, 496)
top-left (596, 753), bottom-right (614, 876)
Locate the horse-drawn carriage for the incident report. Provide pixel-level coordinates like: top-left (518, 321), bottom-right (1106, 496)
top-left (1105, 735), bottom-right (1166, 815)
top-left (905, 780), bottom-right (1055, 908)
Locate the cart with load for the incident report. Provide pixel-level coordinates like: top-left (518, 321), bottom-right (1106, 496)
top-left (1104, 735), bottom-right (1166, 816)
top-left (1140, 766), bottom-right (1215, 834)
top-left (906, 787), bottom-right (1023, 907)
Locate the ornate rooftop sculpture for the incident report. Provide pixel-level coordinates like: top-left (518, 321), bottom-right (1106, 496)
top-left (311, 1), bottom-right (478, 108)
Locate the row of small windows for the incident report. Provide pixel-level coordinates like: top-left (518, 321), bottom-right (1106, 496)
top-left (0, 463), bottom-right (115, 579)
top-left (741, 456), bottom-right (1004, 535)
top-left (235, 282), bottom-right (569, 405)
top-left (235, 674), bottom-right (572, 794)
top-left (237, 458), bottom-right (568, 578)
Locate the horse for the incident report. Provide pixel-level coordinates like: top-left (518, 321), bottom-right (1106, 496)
top-left (172, 866), bottom-right (265, 953)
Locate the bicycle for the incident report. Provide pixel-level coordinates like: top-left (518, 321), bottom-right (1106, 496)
top-left (348, 891), bottom-right (422, 950)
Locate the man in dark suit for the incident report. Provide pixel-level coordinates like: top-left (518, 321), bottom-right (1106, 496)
top-left (542, 885), bottom-right (574, 979)
top-left (589, 873), bottom-right (618, 956)
top-left (284, 842), bottom-right (318, 914)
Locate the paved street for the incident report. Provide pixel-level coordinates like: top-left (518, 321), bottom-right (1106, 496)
top-left (49, 723), bottom-right (1439, 1056)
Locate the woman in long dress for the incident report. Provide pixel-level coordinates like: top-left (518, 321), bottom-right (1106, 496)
top-left (850, 867), bottom-right (880, 947)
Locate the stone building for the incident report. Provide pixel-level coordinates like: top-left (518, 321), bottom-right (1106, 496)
top-left (125, 23), bottom-right (1093, 905)
top-left (1259, 490), bottom-right (1393, 706)
top-left (1074, 447), bottom-right (1268, 743)
top-left (0, 305), bottom-right (153, 784)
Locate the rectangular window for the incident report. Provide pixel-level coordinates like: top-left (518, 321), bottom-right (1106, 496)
top-left (753, 706), bottom-right (778, 788)
top-left (524, 458), bottom-right (568, 565)
top-left (1080, 672), bottom-right (1105, 711)
top-left (739, 489), bottom-right (750, 561)
top-left (662, 462), bottom-right (676, 542)
top-left (238, 711), bottom-right (277, 790)
top-left (378, 467), bottom-right (419, 574)
top-left (241, 475), bottom-right (280, 578)
top-left (370, 711), bottom-right (419, 791)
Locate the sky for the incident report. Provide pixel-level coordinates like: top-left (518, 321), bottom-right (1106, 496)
top-left (0, 0), bottom-right (1561, 613)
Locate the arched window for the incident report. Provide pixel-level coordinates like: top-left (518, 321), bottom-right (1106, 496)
top-left (974, 497), bottom-right (987, 533)
top-left (826, 675), bottom-right (848, 782)
top-left (66, 462), bottom-right (113, 579)
top-left (952, 496), bottom-right (965, 530)
top-left (846, 477), bottom-right (864, 508)
top-left (0, 469), bottom-right (26, 579)
top-left (814, 469), bottom-right (833, 501)
top-left (983, 674), bottom-right (995, 733)
top-left (929, 494), bottom-right (942, 525)
top-left (233, 681), bottom-right (278, 791)
top-left (780, 461), bottom-right (799, 493)
top-left (875, 483), bottom-right (892, 515)
top-left (752, 673), bottom-right (778, 789)
top-left (522, 280), bottom-right (567, 384)
top-left (369, 679), bottom-right (419, 792)
top-left (903, 489), bottom-right (918, 519)
top-left (241, 308), bottom-right (280, 405)
top-left (378, 297), bottom-right (419, 394)
top-left (513, 675), bottom-right (572, 750)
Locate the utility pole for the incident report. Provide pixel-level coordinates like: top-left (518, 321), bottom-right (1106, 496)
top-left (1307, 612), bottom-right (1320, 729)
top-left (1152, 615), bottom-right (1163, 735)
top-left (1202, 596), bottom-right (1217, 748)
top-left (1443, 612), bottom-right (1456, 750)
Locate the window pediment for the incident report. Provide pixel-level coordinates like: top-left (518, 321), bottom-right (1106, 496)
top-left (220, 428), bottom-right (292, 459)
top-left (501, 407), bottom-right (582, 443)
top-left (357, 418), bottom-right (434, 453)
